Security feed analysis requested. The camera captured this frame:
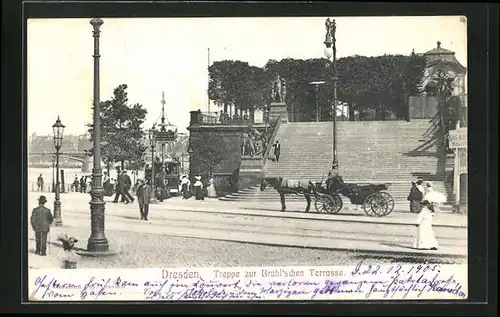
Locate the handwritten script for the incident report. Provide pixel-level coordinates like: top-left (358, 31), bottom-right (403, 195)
top-left (28, 263), bottom-right (467, 301)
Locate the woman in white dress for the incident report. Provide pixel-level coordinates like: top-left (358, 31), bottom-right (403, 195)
top-left (206, 176), bottom-right (217, 198)
top-left (411, 182), bottom-right (446, 250)
top-left (86, 175), bottom-right (92, 193)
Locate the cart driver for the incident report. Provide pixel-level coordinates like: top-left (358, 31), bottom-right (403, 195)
top-left (326, 162), bottom-right (344, 191)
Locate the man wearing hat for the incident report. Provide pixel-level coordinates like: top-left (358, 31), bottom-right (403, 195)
top-left (136, 179), bottom-right (151, 221)
top-left (30, 196), bottom-right (54, 256)
top-left (122, 170), bottom-right (135, 203)
top-left (273, 140), bottom-right (281, 162)
top-left (326, 162), bottom-right (344, 191)
top-left (113, 170), bottom-right (131, 204)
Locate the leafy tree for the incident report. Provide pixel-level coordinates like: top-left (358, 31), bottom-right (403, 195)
top-left (404, 50), bottom-right (427, 96)
top-left (208, 53), bottom-right (427, 122)
top-left (210, 60), bottom-right (273, 118)
top-left (190, 132), bottom-right (230, 175)
top-left (87, 84), bottom-right (148, 172)
top-left (208, 60), bottom-right (234, 114)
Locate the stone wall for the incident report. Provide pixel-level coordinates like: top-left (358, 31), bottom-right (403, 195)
top-left (188, 124), bottom-right (274, 193)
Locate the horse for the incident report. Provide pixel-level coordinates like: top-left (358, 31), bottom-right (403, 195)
top-left (260, 177), bottom-right (317, 212)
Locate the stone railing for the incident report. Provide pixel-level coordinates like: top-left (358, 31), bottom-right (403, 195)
top-left (190, 111), bottom-right (255, 126)
top-left (262, 117), bottom-right (282, 168)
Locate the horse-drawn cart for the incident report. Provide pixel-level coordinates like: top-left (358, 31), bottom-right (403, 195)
top-left (313, 182), bottom-right (395, 217)
top-left (260, 175), bottom-right (395, 217)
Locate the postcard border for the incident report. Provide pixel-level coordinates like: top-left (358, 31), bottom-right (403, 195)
top-left (0, 0), bottom-right (496, 315)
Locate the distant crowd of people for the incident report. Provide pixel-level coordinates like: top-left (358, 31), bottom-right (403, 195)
top-left (71, 175), bottom-right (92, 193)
top-left (179, 174), bottom-right (217, 200)
top-left (127, 173), bottom-right (217, 222)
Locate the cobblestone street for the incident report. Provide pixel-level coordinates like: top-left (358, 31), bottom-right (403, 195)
top-left (27, 192), bottom-right (467, 269)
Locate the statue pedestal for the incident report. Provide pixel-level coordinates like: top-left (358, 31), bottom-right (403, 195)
top-left (269, 102), bottom-right (288, 124)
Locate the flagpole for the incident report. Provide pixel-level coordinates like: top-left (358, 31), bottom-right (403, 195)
top-left (208, 48), bottom-right (211, 114)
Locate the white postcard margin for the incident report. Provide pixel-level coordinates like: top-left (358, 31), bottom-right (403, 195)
top-left (28, 263), bottom-right (468, 301)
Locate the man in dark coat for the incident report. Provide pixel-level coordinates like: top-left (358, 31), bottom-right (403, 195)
top-left (79, 176), bottom-right (85, 193)
top-left (30, 195), bottom-right (54, 256)
top-left (136, 179), bottom-right (151, 221)
top-left (37, 174), bottom-right (44, 191)
top-left (122, 170), bottom-right (135, 203)
top-left (273, 140), bottom-right (281, 162)
top-left (113, 171), bottom-right (130, 203)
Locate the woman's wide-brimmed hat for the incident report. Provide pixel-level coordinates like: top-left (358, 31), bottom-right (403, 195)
top-left (38, 195), bottom-right (47, 204)
top-left (195, 176), bottom-right (201, 181)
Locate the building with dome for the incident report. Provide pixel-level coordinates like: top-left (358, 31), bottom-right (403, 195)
top-left (421, 41), bottom-right (467, 122)
top-left (421, 41), bottom-right (467, 212)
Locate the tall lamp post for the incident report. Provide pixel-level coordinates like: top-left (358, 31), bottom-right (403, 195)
top-left (149, 128), bottom-right (158, 204)
top-left (52, 157), bottom-right (56, 193)
top-left (85, 18), bottom-right (111, 254)
top-left (52, 116), bottom-right (65, 226)
top-left (324, 17), bottom-right (339, 170)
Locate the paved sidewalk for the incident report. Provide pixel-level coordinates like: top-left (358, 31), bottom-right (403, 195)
top-left (28, 212), bottom-right (466, 271)
top-left (31, 192), bottom-right (467, 228)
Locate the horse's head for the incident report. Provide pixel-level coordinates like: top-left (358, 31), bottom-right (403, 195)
top-left (261, 177), bottom-right (282, 191)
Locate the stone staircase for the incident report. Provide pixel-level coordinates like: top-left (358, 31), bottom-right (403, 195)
top-left (222, 120), bottom-right (452, 210)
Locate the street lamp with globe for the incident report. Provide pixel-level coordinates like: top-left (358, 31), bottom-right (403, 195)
top-left (324, 17), bottom-right (339, 170)
top-left (52, 116), bottom-right (65, 226)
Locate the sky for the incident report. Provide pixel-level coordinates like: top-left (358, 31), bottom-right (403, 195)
top-left (27, 16), bottom-right (467, 136)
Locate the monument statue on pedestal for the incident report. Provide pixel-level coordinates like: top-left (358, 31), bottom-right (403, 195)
top-left (280, 78), bottom-right (287, 102)
top-left (270, 74), bottom-right (287, 103)
top-left (268, 74), bottom-right (288, 123)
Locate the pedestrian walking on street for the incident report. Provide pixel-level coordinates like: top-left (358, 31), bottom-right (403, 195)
top-left (73, 176), bottom-right (79, 193)
top-left (122, 170), bottom-right (135, 203)
top-left (181, 175), bottom-right (191, 199)
top-left (37, 174), bottom-right (44, 191)
top-left (411, 182), bottom-right (446, 251)
top-left (30, 195), bottom-right (54, 256)
top-left (273, 140), bottom-right (281, 162)
top-left (206, 175), bottom-right (217, 198)
top-left (136, 179), bottom-right (151, 221)
top-left (79, 176), bottom-right (85, 193)
top-left (85, 175), bottom-right (92, 193)
top-left (193, 175), bottom-right (205, 200)
top-left (407, 181), bottom-right (423, 213)
top-left (113, 170), bottom-right (130, 204)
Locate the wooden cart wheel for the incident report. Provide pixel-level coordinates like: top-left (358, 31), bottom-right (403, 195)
top-left (376, 192), bottom-right (395, 216)
top-left (330, 193), bottom-right (343, 214)
top-left (314, 195), bottom-right (325, 213)
top-left (362, 194), bottom-right (378, 217)
top-left (370, 193), bottom-right (388, 217)
top-left (314, 193), bottom-right (343, 214)
top-left (313, 194), bottom-right (328, 213)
